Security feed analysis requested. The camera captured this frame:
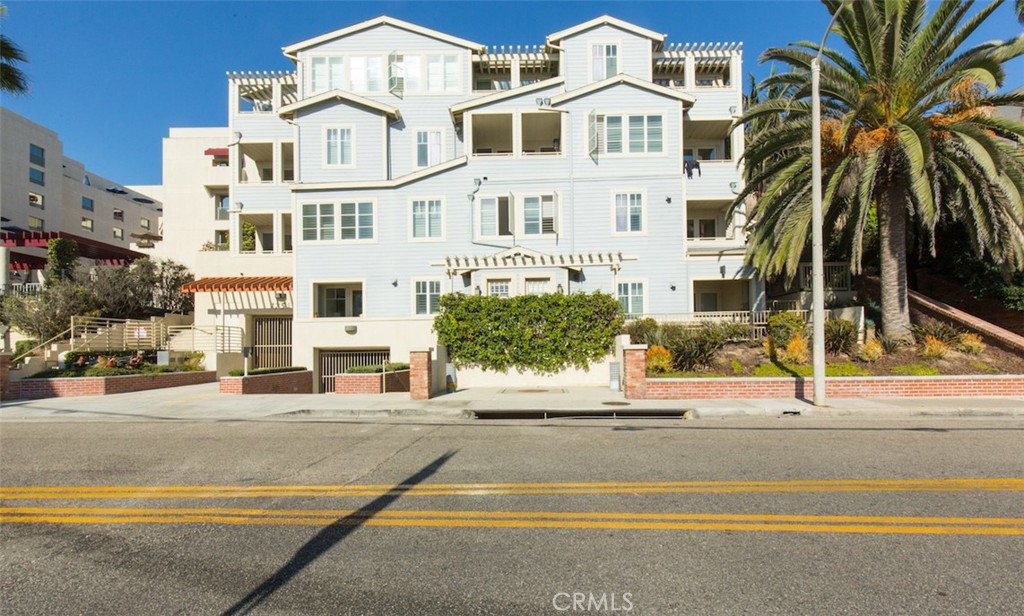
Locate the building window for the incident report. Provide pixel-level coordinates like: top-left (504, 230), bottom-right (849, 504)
top-left (301, 203), bottom-right (334, 241)
top-left (523, 195), bottom-right (557, 236)
top-left (628, 115), bottom-right (662, 153)
top-left (29, 144), bottom-right (45, 166)
top-left (29, 168), bottom-right (44, 186)
top-left (113, 227), bottom-right (124, 240)
top-left (340, 202), bottom-right (373, 240)
top-left (82, 196), bottom-right (94, 211)
top-left (349, 56), bottom-right (384, 92)
top-left (415, 280), bottom-right (442, 315)
top-left (416, 130), bottom-right (442, 168)
top-left (214, 194), bottom-right (229, 220)
top-left (614, 193), bottom-right (644, 233)
top-left (487, 279), bottom-right (511, 298)
top-left (214, 230), bottom-right (229, 250)
top-left (411, 199), bottom-right (442, 239)
top-left (325, 127), bottom-right (353, 166)
top-left (592, 44), bottom-right (618, 80)
top-left (426, 54), bottom-right (460, 92)
top-left (28, 216), bottom-right (44, 231)
top-left (684, 147), bottom-right (716, 161)
top-left (29, 192), bottom-right (44, 209)
top-left (81, 218), bottom-right (94, 232)
top-left (617, 282), bottom-right (644, 314)
top-left (310, 56), bottom-right (343, 93)
top-left (141, 218), bottom-right (151, 230)
top-left (605, 116), bottom-right (623, 153)
top-left (315, 283), bottom-right (363, 318)
top-left (525, 278), bottom-right (550, 295)
top-left (113, 208), bottom-right (124, 221)
top-left (479, 197), bottom-right (513, 238)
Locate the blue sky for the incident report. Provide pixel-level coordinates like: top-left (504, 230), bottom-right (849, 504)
top-left (2, 0), bottom-right (1021, 186)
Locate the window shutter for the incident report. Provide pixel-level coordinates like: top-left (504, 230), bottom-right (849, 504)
top-left (588, 110), bottom-right (599, 162)
top-left (388, 51), bottom-right (404, 96)
top-left (542, 195), bottom-right (556, 234)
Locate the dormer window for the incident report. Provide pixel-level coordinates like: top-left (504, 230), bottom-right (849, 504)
top-left (591, 44), bottom-right (618, 80)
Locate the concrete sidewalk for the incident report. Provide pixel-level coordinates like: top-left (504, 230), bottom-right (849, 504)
top-left (1, 382), bottom-right (1022, 421)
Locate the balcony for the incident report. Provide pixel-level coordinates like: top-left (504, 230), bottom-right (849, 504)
top-left (686, 160), bottom-right (741, 199)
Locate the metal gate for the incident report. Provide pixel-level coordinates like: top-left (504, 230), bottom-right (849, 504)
top-left (252, 316), bottom-right (292, 369)
top-left (318, 349), bottom-right (390, 393)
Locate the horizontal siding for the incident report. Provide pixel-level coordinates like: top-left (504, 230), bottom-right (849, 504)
top-left (387, 96), bottom-right (465, 178)
top-left (686, 161), bottom-right (741, 199)
top-left (232, 114), bottom-right (295, 140)
top-left (231, 185), bottom-right (292, 212)
top-left (684, 89), bottom-right (741, 120)
top-left (562, 25), bottom-right (653, 91)
top-left (297, 102), bottom-right (386, 183)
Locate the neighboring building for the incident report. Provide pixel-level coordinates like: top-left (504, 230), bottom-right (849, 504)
top-left (165, 15), bottom-right (757, 390)
top-left (0, 108), bottom-right (162, 289)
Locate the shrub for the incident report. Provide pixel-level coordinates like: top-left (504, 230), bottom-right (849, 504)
top-left (668, 323), bottom-right (727, 371)
top-left (859, 340), bottom-right (884, 362)
top-left (824, 319), bottom-right (857, 355)
top-left (919, 336), bottom-right (949, 360)
top-left (227, 366), bottom-right (307, 377)
top-left (912, 320), bottom-right (963, 346)
top-left (958, 333), bottom-right (986, 355)
top-left (645, 345), bottom-right (673, 374)
top-left (779, 332), bottom-right (810, 365)
top-left (623, 318), bottom-right (658, 345)
top-left (180, 351), bottom-right (205, 370)
top-left (347, 362), bottom-right (410, 374)
top-left (877, 333), bottom-right (905, 355)
top-left (13, 339), bottom-right (38, 359)
top-left (767, 312), bottom-right (807, 347)
top-left (730, 359), bottom-right (744, 375)
top-left (719, 321), bottom-right (754, 342)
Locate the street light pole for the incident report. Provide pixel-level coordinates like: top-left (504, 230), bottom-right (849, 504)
top-left (811, 5), bottom-right (845, 406)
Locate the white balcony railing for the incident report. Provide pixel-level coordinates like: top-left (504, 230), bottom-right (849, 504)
top-left (799, 262), bottom-right (852, 291)
top-left (686, 161), bottom-right (741, 198)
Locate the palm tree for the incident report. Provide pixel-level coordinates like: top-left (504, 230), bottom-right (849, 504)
top-left (734, 0), bottom-right (1024, 339)
top-left (0, 4), bottom-right (28, 95)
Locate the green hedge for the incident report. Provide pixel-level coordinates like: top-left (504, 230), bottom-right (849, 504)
top-left (433, 292), bottom-right (623, 373)
top-left (29, 364), bottom-right (200, 379)
top-left (226, 366), bottom-right (307, 377)
top-left (347, 363), bottom-right (410, 374)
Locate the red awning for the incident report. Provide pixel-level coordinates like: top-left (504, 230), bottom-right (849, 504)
top-left (204, 148), bottom-right (229, 157)
top-left (181, 276), bottom-right (293, 293)
top-left (8, 252), bottom-right (47, 270)
top-left (1, 231), bottom-right (146, 262)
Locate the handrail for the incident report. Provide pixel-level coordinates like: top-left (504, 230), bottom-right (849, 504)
top-left (11, 327), bottom-right (72, 364)
top-left (166, 325), bottom-right (243, 353)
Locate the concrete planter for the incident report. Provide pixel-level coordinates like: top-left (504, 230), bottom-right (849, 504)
top-left (13, 371), bottom-right (217, 400)
top-left (335, 370), bottom-right (410, 394)
top-left (639, 375), bottom-right (1024, 399)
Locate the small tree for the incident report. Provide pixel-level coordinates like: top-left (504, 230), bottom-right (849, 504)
top-left (153, 259), bottom-right (194, 313)
top-left (3, 282), bottom-right (100, 342)
top-left (91, 259), bottom-right (158, 319)
top-left (46, 238), bottom-right (80, 285)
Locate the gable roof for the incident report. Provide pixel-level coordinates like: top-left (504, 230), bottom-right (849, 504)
top-left (278, 90), bottom-right (401, 120)
top-left (549, 74), bottom-right (695, 106)
top-left (546, 15), bottom-right (665, 45)
top-left (283, 15), bottom-right (484, 58)
top-left (449, 77), bottom-right (565, 121)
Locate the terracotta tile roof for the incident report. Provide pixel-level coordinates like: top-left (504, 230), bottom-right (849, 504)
top-left (181, 276), bottom-right (293, 293)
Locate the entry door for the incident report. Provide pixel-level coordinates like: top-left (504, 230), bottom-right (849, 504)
top-left (252, 316), bottom-right (292, 369)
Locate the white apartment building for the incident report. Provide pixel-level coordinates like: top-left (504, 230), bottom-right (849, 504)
top-left (163, 15), bottom-right (758, 390)
top-left (0, 108), bottom-right (162, 289)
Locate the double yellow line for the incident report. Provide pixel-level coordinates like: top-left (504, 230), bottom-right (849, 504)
top-left (3, 506), bottom-right (1024, 536)
top-left (2, 478), bottom-right (1023, 499)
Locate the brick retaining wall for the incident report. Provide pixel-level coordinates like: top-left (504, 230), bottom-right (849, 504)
top-left (15, 371), bottom-right (217, 400)
top-left (334, 370), bottom-right (410, 395)
top-left (640, 375), bottom-right (1024, 399)
top-left (410, 351), bottom-right (431, 400)
top-left (220, 370), bottom-right (314, 395)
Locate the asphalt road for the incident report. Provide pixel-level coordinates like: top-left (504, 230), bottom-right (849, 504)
top-left (2, 416), bottom-right (1023, 615)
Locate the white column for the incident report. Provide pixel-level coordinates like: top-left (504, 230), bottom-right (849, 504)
top-left (510, 56), bottom-right (522, 89)
top-left (273, 211), bottom-right (283, 254)
top-left (230, 212), bottom-right (241, 254)
top-left (684, 54), bottom-right (696, 90)
top-left (0, 246), bottom-right (9, 288)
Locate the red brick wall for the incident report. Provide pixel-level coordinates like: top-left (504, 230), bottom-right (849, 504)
top-left (0, 354), bottom-right (10, 401)
top-left (335, 373), bottom-right (383, 394)
top-left (410, 351), bottom-right (431, 400)
top-left (15, 371), bottom-right (217, 400)
top-left (644, 376), bottom-right (1024, 399)
top-left (220, 370), bottom-right (314, 395)
top-left (623, 347), bottom-right (648, 400)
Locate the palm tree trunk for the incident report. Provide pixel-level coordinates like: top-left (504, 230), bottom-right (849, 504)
top-left (877, 183), bottom-right (913, 340)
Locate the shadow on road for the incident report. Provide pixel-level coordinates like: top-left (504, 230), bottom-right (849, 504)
top-left (221, 450), bottom-right (457, 616)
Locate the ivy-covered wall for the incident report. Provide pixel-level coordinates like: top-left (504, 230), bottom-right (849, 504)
top-left (433, 292), bottom-right (624, 374)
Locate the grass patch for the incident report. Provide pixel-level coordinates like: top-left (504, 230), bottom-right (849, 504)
top-left (730, 359), bottom-right (744, 375)
top-left (970, 361), bottom-right (997, 373)
top-left (753, 362), bottom-right (873, 377)
top-left (891, 363), bottom-right (940, 376)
